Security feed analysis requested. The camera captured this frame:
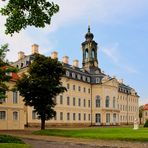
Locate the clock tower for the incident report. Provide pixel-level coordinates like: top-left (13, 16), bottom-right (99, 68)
top-left (82, 26), bottom-right (101, 73)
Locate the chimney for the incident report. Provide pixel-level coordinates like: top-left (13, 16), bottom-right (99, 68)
top-left (62, 56), bottom-right (69, 64)
top-left (31, 44), bottom-right (39, 54)
top-left (118, 79), bottom-right (123, 84)
top-left (73, 59), bottom-right (79, 67)
top-left (18, 51), bottom-right (25, 60)
top-left (51, 51), bottom-right (58, 59)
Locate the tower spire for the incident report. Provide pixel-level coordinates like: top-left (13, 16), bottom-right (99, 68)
top-left (88, 25), bottom-right (90, 33)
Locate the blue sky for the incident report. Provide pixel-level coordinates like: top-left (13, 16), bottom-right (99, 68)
top-left (0, 0), bottom-right (148, 105)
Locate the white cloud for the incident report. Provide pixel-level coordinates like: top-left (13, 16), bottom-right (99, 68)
top-left (101, 43), bottom-right (138, 74)
top-left (1, 0), bottom-right (148, 61)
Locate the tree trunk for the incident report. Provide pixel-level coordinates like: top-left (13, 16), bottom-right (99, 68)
top-left (140, 118), bottom-right (141, 125)
top-left (41, 118), bottom-right (45, 130)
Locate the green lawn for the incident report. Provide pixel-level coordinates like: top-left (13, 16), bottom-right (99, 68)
top-left (33, 127), bottom-right (148, 141)
top-left (0, 135), bottom-right (30, 148)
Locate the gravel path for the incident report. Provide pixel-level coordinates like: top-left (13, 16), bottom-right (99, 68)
top-left (22, 138), bottom-right (119, 148)
top-left (0, 128), bottom-right (148, 148)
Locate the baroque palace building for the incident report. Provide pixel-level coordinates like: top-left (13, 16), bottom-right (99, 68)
top-left (0, 26), bottom-right (139, 129)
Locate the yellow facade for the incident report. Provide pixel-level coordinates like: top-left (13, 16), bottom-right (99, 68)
top-left (26, 76), bottom-right (139, 127)
top-left (0, 82), bottom-right (25, 130)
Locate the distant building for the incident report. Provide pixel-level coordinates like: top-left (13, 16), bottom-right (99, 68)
top-left (143, 104), bottom-right (148, 124)
top-left (5, 26), bottom-right (139, 128)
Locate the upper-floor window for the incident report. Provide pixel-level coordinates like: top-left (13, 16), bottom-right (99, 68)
top-left (13, 91), bottom-right (18, 104)
top-left (88, 100), bottom-right (91, 108)
top-left (60, 95), bottom-right (63, 104)
top-left (88, 88), bottom-right (90, 94)
top-left (105, 96), bottom-right (110, 108)
top-left (83, 99), bottom-right (86, 107)
top-left (66, 71), bottom-right (70, 76)
top-left (73, 85), bottom-right (75, 90)
top-left (78, 98), bottom-right (81, 106)
top-left (13, 111), bottom-right (18, 120)
top-left (67, 96), bottom-right (70, 105)
top-left (0, 111), bottom-right (6, 120)
top-left (73, 97), bottom-right (76, 106)
top-left (113, 97), bottom-right (116, 108)
top-left (83, 87), bottom-right (86, 92)
top-left (96, 96), bottom-right (101, 108)
top-left (78, 86), bottom-right (81, 92)
top-left (67, 83), bottom-right (70, 89)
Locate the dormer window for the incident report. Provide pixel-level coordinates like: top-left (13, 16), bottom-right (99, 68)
top-left (66, 71), bottom-right (70, 77)
top-left (72, 72), bottom-right (75, 78)
top-left (96, 78), bottom-right (100, 83)
top-left (87, 77), bottom-right (90, 82)
top-left (82, 76), bottom-right (86, 81)
top-left (77, 74), bottom-right (81, 80)
top-left (21, 63), bottom-right (23, 67)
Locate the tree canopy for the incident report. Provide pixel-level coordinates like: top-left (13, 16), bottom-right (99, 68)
top-left (0, 0), bottom-right (59, 35)
top-left (16, 54), bottom-right (67, 129)
top-left (0, 44), bottom-right (17, 102)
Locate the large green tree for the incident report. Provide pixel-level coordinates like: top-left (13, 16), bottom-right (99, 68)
top-left (16, 54), bottom-right (67, 130)
top-left (0, 44), bottom-right (17, 102)
top-left (0, 0), bottom-right (59, 35)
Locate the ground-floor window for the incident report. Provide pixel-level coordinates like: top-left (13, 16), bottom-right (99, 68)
top-left (32, 111), bottom-right (36, 119)
top-left (0, 111), bottom-right (6, 120)
top-left (67, 112), bottom-right (70, 120)
top-left (106, 113), bottom-right (110, 124)
top-left (113, 113), bottom-right (116, 124)
top-left (95, 113), bottom-right (101, 124)
top-left (60, 112), bottom-right (63, 120)
top-left (13, 111), bottom-right (18, 120)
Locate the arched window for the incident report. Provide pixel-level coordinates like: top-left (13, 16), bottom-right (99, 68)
top-left (96, 96), bottom-right (101, 108)
top-left (85, 49), bottom-right (88, 58)
top-left (105, 96), bottom-right (110, 108)
top-left (13, 111), bottom-right (18, 120)
top-left (113, 97), bottom-right (116, 108)
top-left (92, 49), bottom-right (95, 58)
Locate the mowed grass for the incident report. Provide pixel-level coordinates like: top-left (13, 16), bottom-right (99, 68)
top-left (34, 127), bottom-right (148, 141)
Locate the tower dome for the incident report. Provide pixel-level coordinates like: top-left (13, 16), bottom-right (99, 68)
top-left (85, 26), bottom-right (94, 40)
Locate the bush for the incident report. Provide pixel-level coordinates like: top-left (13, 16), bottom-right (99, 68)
top-left (144, 120), bottom-right (148, 127)
top-left (0, 135), bottom-right (24, 144)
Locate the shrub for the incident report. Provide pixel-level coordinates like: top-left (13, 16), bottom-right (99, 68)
top-left (0, 135), bottom-right (24, 144)
top-left (144, 120), bottom-right (148, 127)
